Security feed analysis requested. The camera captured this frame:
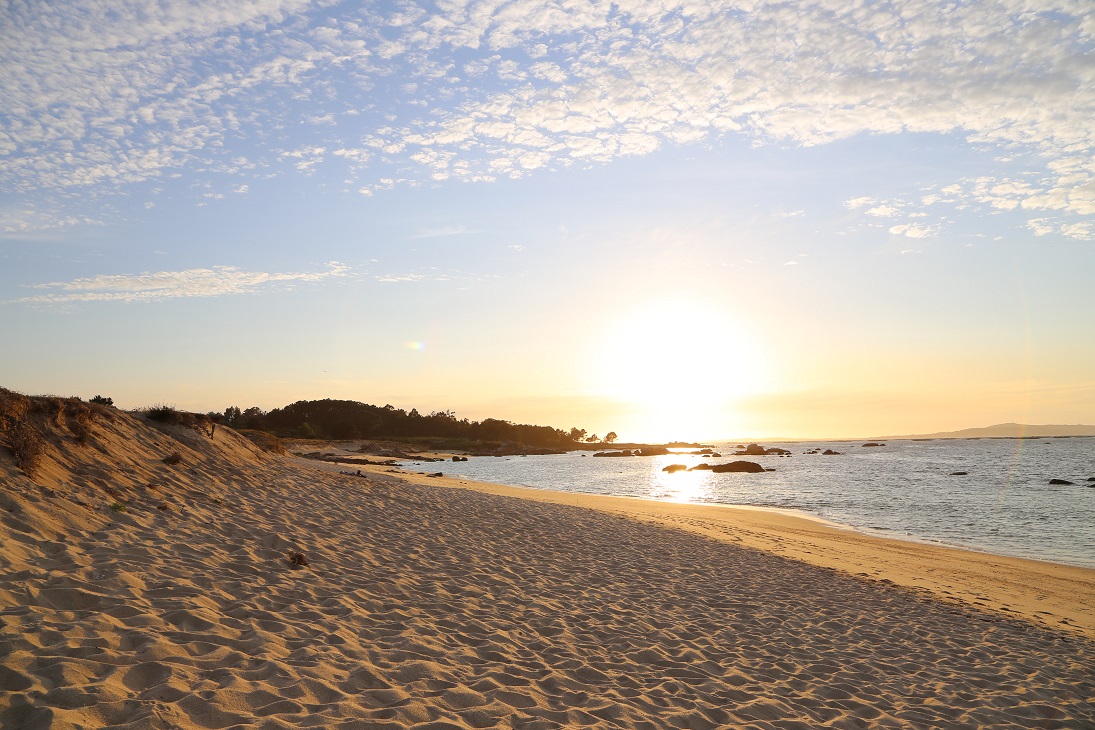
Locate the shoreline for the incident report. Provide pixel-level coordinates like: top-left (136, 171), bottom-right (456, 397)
top-left (4, 418), bottom-right (1095, 728)
top-left (371, 461), bottom-right (1095, 640)
top-left (384, 438), bottom-right (1095, 573)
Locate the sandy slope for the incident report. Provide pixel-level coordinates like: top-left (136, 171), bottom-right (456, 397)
top-left (2, 400), bottom-right (1094, 729)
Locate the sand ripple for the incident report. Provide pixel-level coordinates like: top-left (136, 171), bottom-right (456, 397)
top-left (2, 455), bottom-right (1094, 729)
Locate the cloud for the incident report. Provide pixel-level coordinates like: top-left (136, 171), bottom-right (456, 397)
top-left (1027, 218), bottom-right (1056, 237)
top-left (9, 261), bottom-right (350, 304)
top-left (1061, 221), bottom-right (1094, 240)
top-left (375, 267), bottom-right (496, 284)
top-left (409, 225), bottom-right (476, 239)
top-left (1, 0), bottom-right (1093, 232)
top-left (1028, 217), bottom-right (1095, 240)
top-left (889, 223), bottom-right (939, 239)
top-left (376, 273), bottom-right (428, 283)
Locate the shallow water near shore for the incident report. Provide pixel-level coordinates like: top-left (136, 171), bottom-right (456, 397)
top-left (406, 437), bottom-right (1095, 568)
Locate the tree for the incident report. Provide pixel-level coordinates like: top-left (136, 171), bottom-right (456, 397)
top-left (587, 434), bottom-right (599, 443)
top-left (568, 427), bottom-right (587, 442)
top-left (296, 422), bottom-right (319, 439)
top-left (604, 431), bottom-right (618, 443)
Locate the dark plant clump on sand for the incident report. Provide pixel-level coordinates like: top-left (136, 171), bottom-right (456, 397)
top-left (144, 404), bottom-right (216, 438)
top-left (145, 404), bottom-right (183, 424)
top-left (162, 451), bottom-right (183, 465)
top-left (288, 552), bottom-right (310, 568)
top-left (0, 389), bottom-right (45, 477)
top-left (9, 420), bottom-right (44, 477)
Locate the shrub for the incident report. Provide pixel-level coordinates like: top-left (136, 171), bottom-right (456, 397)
top-left (240, 429), bottom-right (287, 455)
top-left (67, 401), bottom-right (96, 444)
top-left (9, 420), bottom-right (44, 477)
top-left (145, 404), bottom-right (182, 424)
top-left (90, 395), bottom-right (114, 406)
top-left (110, 502), bottom-right (127, 512)
top-left (163, 451), bottom-right (182, 465)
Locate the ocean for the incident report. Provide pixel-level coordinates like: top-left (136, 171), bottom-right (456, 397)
top-left (402, 437), bottom-right (1095, 569)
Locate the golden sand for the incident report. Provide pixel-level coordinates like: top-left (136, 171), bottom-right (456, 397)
top-left (1, 408), bottom-right (1093, 728)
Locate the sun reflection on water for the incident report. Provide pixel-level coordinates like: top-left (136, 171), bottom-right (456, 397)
top-left (648, 453), bottom-right (718, 503)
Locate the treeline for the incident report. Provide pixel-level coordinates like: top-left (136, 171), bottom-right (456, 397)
top-left (219, 399), bottom-right (613, 449)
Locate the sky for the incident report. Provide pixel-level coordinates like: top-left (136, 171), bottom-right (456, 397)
top-left (2, 0), bottom-right (1093, 441)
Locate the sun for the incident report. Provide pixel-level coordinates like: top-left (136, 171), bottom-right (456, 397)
top-left (590, 299), bottom-right (768, 440)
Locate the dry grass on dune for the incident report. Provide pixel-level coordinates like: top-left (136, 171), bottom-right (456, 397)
top-left (0, 388), bottom-right (273, 535)
top-left (1, 388), bottom-right (1094, 729)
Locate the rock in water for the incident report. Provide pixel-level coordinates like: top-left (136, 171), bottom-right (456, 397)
top-left (711, 461), bottom-right (765, 473)
top-left (662, 464), bottom-right (688, 473)
top-left (1048, 478), bottom-right (1075, 485)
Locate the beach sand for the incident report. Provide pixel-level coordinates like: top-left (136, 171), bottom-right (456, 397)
top-left (2, 403), bottom-right (1093, 728)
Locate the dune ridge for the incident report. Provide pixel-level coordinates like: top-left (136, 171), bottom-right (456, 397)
top-left (2, 394), bottom-right (1094, 729)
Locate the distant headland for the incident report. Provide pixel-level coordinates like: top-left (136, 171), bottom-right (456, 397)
top-left (887, 423), bottom-right (1095, 440)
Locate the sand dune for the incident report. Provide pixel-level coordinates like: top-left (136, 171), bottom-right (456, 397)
top-left (2, 396), bottom-right (1094, 728)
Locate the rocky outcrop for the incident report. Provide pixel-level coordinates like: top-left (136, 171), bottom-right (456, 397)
top-left (685, 461), bottom-right (766, 473)
top-left (662, 464), bottom-right (688, 473)
top-left (593, 450), bottom-right (633, 457)
top-left (734, 443), bottom-right (790, 456)
top-left (711, 461), bottom-right (765, 473)
top-left (1049, 478), bottom-right (1075, 485)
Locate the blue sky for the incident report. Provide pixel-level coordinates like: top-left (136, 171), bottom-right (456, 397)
top-left (2, 0), bottom-right (1093, 440)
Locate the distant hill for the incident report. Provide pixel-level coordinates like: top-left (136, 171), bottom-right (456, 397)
top-left (890, 423), bottom-right (1095, 439)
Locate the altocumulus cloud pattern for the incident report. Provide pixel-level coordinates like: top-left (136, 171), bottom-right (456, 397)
top-left (1, 0), bottom-right (1092, 237)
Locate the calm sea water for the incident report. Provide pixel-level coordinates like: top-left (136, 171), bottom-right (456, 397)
top-left (403, 437), bottom-right (1095, 569)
